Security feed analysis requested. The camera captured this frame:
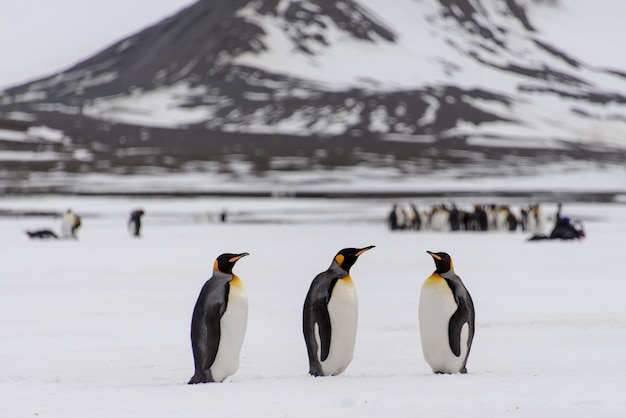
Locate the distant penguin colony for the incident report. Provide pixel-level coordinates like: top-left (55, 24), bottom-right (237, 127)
top-left (302, 246), bottom-right (375, 376)
top-left (189, 252), bottom-right (249, 384)
top-left (419, 251), bottom-right (475, 374)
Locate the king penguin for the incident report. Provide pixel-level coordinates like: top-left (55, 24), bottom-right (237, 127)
top-left (302, 245), bottom-right (375, 376)
top-left (188, 252), bottom-right (249, 384)
top-left (419, 250), bottom-right (475, 374)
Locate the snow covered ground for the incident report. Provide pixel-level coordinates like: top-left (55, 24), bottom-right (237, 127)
top-left (1, 195), bottom-right (626, 417)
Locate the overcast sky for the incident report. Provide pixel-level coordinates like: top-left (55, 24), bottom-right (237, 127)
top-left (0, 0), bottom-right (197, 89)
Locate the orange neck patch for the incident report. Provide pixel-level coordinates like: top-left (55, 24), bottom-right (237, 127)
top-left (425, 272), bottom-right (444, 283)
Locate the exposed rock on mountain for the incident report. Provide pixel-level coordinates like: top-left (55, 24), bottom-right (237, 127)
top-left (1, 0), bottom-right (625, 188)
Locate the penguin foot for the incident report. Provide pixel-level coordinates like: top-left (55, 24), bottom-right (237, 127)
top-left (308, 365), bottom-right (325, 377)
top-left (433, 368), bottom-right (468, 375)
top-left (188, 374), bottom-right (208, 384)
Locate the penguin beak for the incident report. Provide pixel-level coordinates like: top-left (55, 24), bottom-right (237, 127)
top-left (356, 245), bottom-right (375, 256)
top-left (229, 253), bottom-right (250, 263)
top-left (427, 251), bottom-right (442, 261)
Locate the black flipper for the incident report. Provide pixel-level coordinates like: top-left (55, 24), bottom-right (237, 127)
top-left (201, 302), bottom-right (223, 376)
top-left (314, 300), bottom-right (332, 362)
top-left (445, 277), bottom-right (475, 363)
top-left (448, 305), bottom-right (470, 357)
top-left (303, 274), bottom-right (339, 376)
top-left (303, 297), bottom-right (332, 376)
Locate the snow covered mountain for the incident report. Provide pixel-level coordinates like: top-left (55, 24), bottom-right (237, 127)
top-left (1, 0), bottom-right (626, 188)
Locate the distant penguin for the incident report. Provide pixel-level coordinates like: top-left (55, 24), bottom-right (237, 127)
top-left (188, 252), bottom-right (249, 384)
top-left (128, 209), bottom-right (145, 237)
top-left (303, 245), bottom-right (375, 376)
top-left (60, 209), bottom-right (81, 239)
top-left (419, 251), bottom-right (475, 374)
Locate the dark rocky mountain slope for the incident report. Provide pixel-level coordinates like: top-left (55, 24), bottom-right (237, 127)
top-left (1, 0), bottom-right (625, 190)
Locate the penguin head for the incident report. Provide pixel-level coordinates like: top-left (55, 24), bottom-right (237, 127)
top-left (427, 250), bottom-right (454, 274)
top-left (333, 246), bottom-right (375, 272)
top-left (214, 252), bottom-right (249, 274)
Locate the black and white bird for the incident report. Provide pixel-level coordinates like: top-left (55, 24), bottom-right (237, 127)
top-left (188, 252), bottom-right (249, 384)
top-left (302, 246), bottom-right (375, 376)
top-left (419, 251), bottom-right (475, 374)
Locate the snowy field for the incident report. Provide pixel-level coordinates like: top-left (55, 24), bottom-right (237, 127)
top-left (1, 195), bottom-right (626, 417)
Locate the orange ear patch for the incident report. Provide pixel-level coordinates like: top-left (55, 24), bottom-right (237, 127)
top-left (335, 254), bottom-right (345, 266)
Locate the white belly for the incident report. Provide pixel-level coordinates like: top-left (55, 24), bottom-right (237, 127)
top-left (418, 276), bottom-right (468, 373)
top-left (210, 279), bottom-right (248, 382)
top-left (60, 216), bottom-right (75, 238)
top-left (319, 278), bottom-right (358, 376)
